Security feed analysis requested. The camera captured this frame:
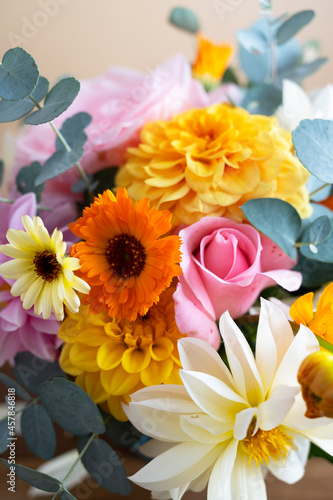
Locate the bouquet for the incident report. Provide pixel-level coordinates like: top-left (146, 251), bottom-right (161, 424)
top-left (0, 2), bottom-right (333, 499)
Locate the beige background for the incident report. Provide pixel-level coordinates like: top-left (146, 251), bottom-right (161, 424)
top-left (0, 0), bottom-right (332, 156)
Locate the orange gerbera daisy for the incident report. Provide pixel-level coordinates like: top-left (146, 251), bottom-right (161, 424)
top-left (69, 188), bottom-right (182, 321)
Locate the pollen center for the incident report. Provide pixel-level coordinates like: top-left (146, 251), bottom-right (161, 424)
top-left (105, 234), bottom-right (146, 279)
top-left (33, 251), bottom-right (61, 282)
top-left (242, 421), bottom-right (296, 467)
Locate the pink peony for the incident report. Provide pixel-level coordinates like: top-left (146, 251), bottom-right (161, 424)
top-left (12, 54), bottom-right (241, 196)
top-left (173, 217), bottom-right (302, 349)
top-left (0, 193), bottom-right (77, 366)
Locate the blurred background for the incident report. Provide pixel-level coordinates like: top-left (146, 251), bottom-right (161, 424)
top-left (0, 0), bottom-right (332, 152)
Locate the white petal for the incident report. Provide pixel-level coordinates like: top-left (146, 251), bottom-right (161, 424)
top-left (312, 84), bottom-right (333, 120)
top-left (139, 439), bottom-right (176, 459)
top-left (234, 407), bottom-right (259, 440)
top-left (283, 394), bottom-right (333, 431)
top-left (10, 271), bottom-right (36, 296)
top-left (259, 385), bottom-right (299, 431)
top-left (0, 258), bottom-right (32, 278)
top-left (180, 370), bottom-right (248, 422)
top-left (270, 325), bottom-right (319, 391)
top-left (72, 276), bottom-right (90, 294)
top-left (129, 441), bottom-right (223, 492)
top-left (268, 433), bottom-right (309, 484)
top-left (22, 276), bottom-right (44, 310)
top-left (307, 435), bottom-right (333, 456)
top-left (127, 401), bottom-right (193, 442)
top-left (130, 384), bottom-right (200, 412)
top-left (256, 298), bottom-right (294, 393)
top-left (181, 413), bottom-right (233, 443)
top-left (207, 439), bottom-right (238, 500)
top-left (280, 79), bottom-right (313, 130)
top-left (177, 337), bottom-right (235, 389)
top-left (220, 311), bottom-right (264, 406)
top-left (230, 452), bottom-right (267, 500)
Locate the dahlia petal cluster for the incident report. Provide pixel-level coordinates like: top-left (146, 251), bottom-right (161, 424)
top-left (126, 300), bottom-right (333, 499)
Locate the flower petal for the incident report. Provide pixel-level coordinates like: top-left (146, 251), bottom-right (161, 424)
top-left (268, 433), bottom-right (309, 484)
top-left (259, 385), bottom-right (299, 431)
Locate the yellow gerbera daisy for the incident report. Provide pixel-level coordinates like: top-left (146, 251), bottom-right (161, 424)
top-left (69, 188), bottom-right (182, 321)
top-left (0, 215), bottom-right (90, 321)
top-left (290, 283), bottom-right (333, 346)
top-left (192, 34), bottom-right (234, 90)
top-left (58, 285), bottom-right (183, 421)
top-left (116, 104), bottom-right (311, 227)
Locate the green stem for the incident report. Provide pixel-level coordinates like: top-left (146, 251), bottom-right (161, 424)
top-left (0, 397), bottom-right (40, 424)
top-left (315, 334), bottom-right (333, 353)
top-left (0, 197), bottom-right (52, 212)
top-left (259, 0), bottom-right (277, 85)
top-left (28, 95), bottom-right (93, 200)
top-left (51, 491), bottom-right (61, 500)
top-left (62, 433), bottom-right (97, 485)
top-left (309, 182), bottom-right (331, 198)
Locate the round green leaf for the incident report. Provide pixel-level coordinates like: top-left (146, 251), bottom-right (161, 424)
top-left (0, 372), bottom-right (31, 400)
top-left (61, 491), bottom-right (77, 500)
top-left (78, 437), bottom-right (131, 495)
top-left (242, 83), bottom-right (282, 116)
top-left (14, 351), bottom-right (66, 395)
top-left (0, 459), bottom-right (60, 492)
top-left (0, 76), bottom-right (49, 123)
top-left (21, 404), bottom-right (57, 460)
top-left (16, 162), bottom-right (45, 202)
top-left (309, 216), bottom-right (332, 245)
top-left (242, 198), bottom-right (302, 259)
top-left (293, 119), bottom-right (333, 183)
top-left (300, 220), bottom-right (333, 263)
top-left (25, 77), bottom-right (80, 125)
top-left (39, 378), bottom-right (105, 436)
top-left (169, 7), bottom-right (200, 33)
top-left (0, 47), bottom-right (39, 100)
top-left (0, 419), bottom-right (11, 454)
top-left (276, 10), bottom-right (315, 46)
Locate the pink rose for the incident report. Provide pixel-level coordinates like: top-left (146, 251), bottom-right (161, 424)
top-left (173, 217), bottom-right (302, 349)
top-left (11, 54), bottom-right (241, 196)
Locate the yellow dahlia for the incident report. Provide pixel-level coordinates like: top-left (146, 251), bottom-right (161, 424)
top-left (69, 188), bottom-right (181, 321)
top-left (58, 285), bottom-right (183, 421)
top-left (192, 34), bottom-right (234, 90)
top-left (0, 216), bottom-right (90, 321)
top-left (116, 104), bottom-right (311, 227)
top-left (290, 283), bottom-right (333, 347)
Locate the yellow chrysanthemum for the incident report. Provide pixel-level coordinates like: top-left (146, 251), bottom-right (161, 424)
top-left (58, 286), bottom-right (183, 421)
top-left (116, 104), bottom-right (311, 227)
top-left (69, 188), bottom-right (182, 321)
top-left (192, 34), bottom-right (234, 90)
top-left (0, 216), bottom-right (90, 321)
top-left (290, 283), bottom-right (333, 346)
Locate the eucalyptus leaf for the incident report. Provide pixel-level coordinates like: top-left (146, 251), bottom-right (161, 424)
top-left (309, 216), bottom-right (332, 245)
top-left (0, 419), bottom-right (11, 454)
top-left (0, 373), bottom-right (31, 400)
top-left (16, 162), bottom-right (45, 202)
top-left (294, 253), bottom-right (333, 288)
top-left (307, 175), bottom-right (332, 202)
top-left (78, 436), bottom-right (132, 495)
top-left (25, 77), bottom-right (80, 125)
top-left (242, 83), bottom-right (282, 115)
top-left (242, 198), bottom-right (302, 259)
top-left (55, 112), bottom-right (92, 152)
top-left (0, 47), bottom-right (39, 100)
top-left (105, 416), bottom-right (142, 449)
top-left (92, 167), bottom-right (119, 196)
top-left (169, 7), bottom-right (200, 33)
top-left (39, 378), bottom-right (105, 436)
top-left (0, 459), bottom-right (60, 492)
top-left (14, 351), bottom-right (66, 395)
top-left (237, 29), bottom-right (267, 54)
top-left (280, 58), bottom-right (328, 82)
top-left (276, 10), bottom-right (315, 46)
top-left (0, 77), bottom-right (49, 123)
top-left (0, 160), bottom-right (3, 186)
top-left (21, 404), bottom-right (57, 460)
top-left (293, 119), bottom-right (333, 183)
top-left (300, 221), bottom-right (333, 263)
top-left (34, 149), bottom-right (81, 185)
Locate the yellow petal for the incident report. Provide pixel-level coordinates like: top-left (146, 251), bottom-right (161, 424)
top-left (140, 358), bottom-right (173, 386)
top-left (70, 343), bottom-right (99, 372)
top-left (290, 293), bottom-right (314, 326)
top-left (121, 347), bottom-right (151, 373)
top-left (100, 365), bottom-right (140, 396)
top-left (97, 342), bottom-right (127, 370)
top-left (150, 337), bottom-right (174, 361)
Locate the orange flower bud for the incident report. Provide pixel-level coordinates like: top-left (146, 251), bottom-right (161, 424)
top-left (297, 351), bottom-right (333, 419)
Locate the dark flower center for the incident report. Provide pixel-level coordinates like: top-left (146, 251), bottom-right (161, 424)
top-left (33, 251), bottom-right (61, 282)
top-left (105, 234), bottom-right (146, 278)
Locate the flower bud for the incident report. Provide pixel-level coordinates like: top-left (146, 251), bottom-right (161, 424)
top-left (297, 351), bottom-right (333, 419)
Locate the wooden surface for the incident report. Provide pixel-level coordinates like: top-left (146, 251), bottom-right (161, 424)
top-left (0, 364), bottom-right (333, 499)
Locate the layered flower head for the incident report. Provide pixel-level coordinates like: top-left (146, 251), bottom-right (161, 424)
top-left (192, 34), bottom-right (234, 90)
top-left (116, 103), bottom-right (311, 227)
top-left (0, 215), bottom-right (89, 321)
top-left (69, 188), bottom-right (182, 321)
top-left (126, 300), bottom-right (333, 499)
top-left (58, 285), bottom-right (183, 421)
top-left (290, 283), bottom-right (333, 346)
top-left (174, 217), bottom-right (302, 348)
